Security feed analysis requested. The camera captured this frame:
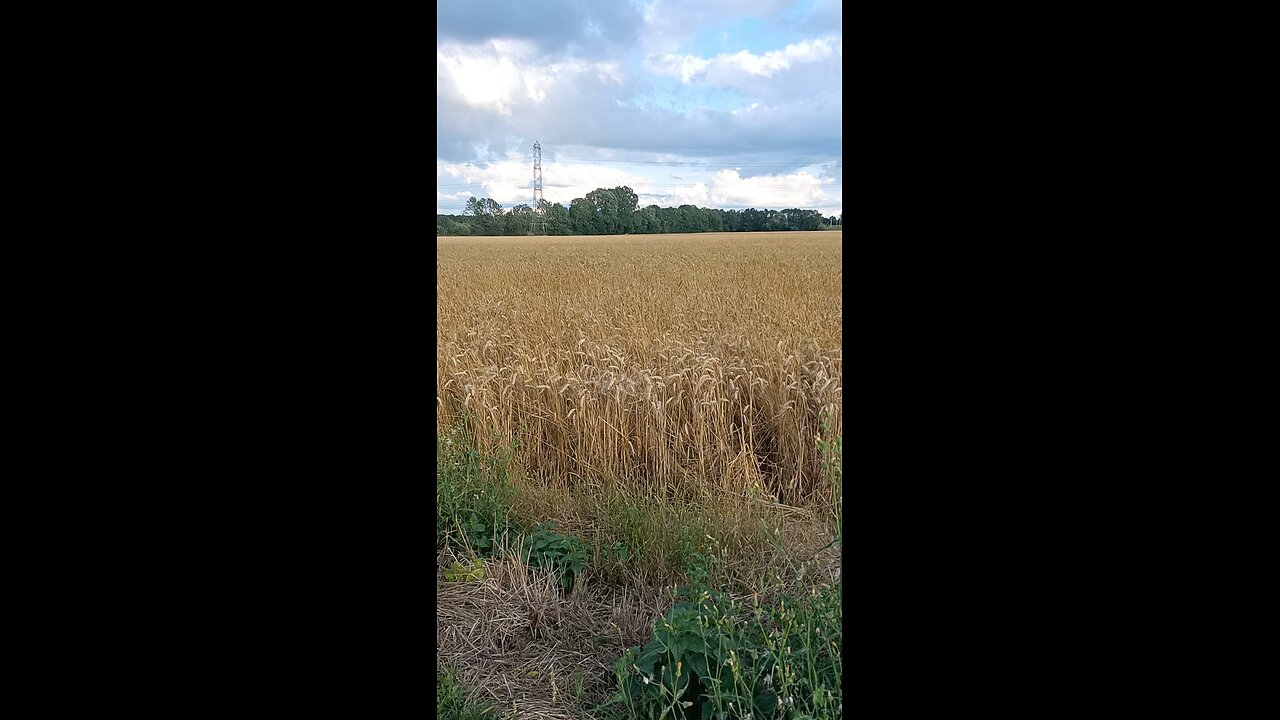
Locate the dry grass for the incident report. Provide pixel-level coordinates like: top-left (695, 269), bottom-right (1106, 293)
top-left (437, 543), bottom-right (667, 719)
top-left (436, 231), bottom-right (842, 509)
top-left (436, 539), bottom-right (841, 720)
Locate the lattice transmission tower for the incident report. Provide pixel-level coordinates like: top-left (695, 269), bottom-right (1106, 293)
top-left (532, 141), bottom-right (546, 235)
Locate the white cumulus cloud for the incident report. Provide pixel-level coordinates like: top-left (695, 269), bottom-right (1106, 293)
top-left (646, 36), bottom-right (840, 95)
top-left (437, 39), bottom-right (623, 116)
top-left (707, 168), bottom-right (836, 210)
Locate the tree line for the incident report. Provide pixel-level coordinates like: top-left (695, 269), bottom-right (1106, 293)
top-left (436, 186), bottom-right (841, 236)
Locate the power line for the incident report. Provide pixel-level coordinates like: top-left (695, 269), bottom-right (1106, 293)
top-left (439, 170), bottom-right (840, 190)
top-left (439, 180), bottom-right (841, 188)
top-left (437, 178), bottom-right (531, 187)
top-left (437, 157), bottom-right (841, 168)
top-left (544, 157), bottom-right (841, 167)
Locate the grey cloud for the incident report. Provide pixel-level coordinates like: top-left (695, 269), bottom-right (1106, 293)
top-left (437, 0), bottom-right (643, 58)
top-left (638, 0), bottom-right (793, 54)
top-left (437, 0), bottom-right (840, 176)
top-left (438, 69), bottom-right (839, 169)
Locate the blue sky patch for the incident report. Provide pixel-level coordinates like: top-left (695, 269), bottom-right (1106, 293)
top-left (687, 15), bottom-right (794, 58)
top-left (628, 76), bottom-right (750, 114)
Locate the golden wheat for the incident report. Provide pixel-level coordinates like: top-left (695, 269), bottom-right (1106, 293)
top-left (437, 231), bottom-right (842, 507)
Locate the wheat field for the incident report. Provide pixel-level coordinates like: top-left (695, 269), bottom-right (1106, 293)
top-left (437, 231), bottom-right (842, 508)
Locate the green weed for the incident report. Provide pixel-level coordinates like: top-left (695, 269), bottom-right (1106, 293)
top-left (437, 425), bottom-right (517, 556)
top-left (437, 662), bottom-right (497, 720)
top-left (523, 523), bottom-right (588, 591)
top-left (607, 582), bottom-right (842, 719)
top-left (816, 430), bottom-right (842, 543)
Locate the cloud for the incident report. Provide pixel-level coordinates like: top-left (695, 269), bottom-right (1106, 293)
top-left (435, 39), bottom-right (632, 161)
top-left (438, 159), bottom-right (841, 217)
top-left (437, 0), bottom-right (643, 58)
top-left (646, 36), bottom-right (841, 96)
top-left (436, 0), bottom-right (841, 212)
top-left (707, 168), bottom-right (837, 209)
top-left (438, 159), bottom-right (654, 209)
top-left (437, 39), bottom-right (626, 117)
top-left (437, 43), bottom-right (527, 116)
top-left (633, 167), bottom-right (842, 216)
top-left (637, 0), bottom-right (793, 55)
top-left (645, 54), bottom-right (710, 83)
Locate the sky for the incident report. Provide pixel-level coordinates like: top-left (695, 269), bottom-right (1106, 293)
top-left (437, 0), bottom-right (842, 218)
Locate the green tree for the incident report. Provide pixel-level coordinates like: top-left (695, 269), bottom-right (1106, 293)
top-left (741, 208), bottom-right (765, 232)
top-left (541, 200), bottom-right (569, 235)
top-left (613, 186), bottom-right (639, 233)
top-left (676, 204), bottom-right (700, 232)
top-left (568, 197), bottom-right (595, 234)
top-left (464, 196), bottom-right (503, 235)
top-left (637, 205), bottom-right (660, 233)
top-left (586, 188), bottom-right (617, 233)
top-left (505, 203), bottom-right (533, 235)
top-left (454, 184), bottom-right (830, 236)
